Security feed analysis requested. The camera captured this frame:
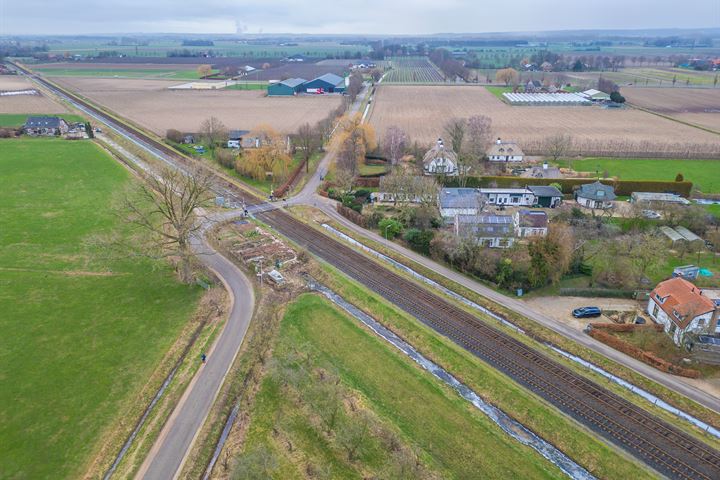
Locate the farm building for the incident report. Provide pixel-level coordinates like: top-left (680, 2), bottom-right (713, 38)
top-left (503, 92), bottom-right (592, 106)
top-left (267, 78), bottom-right (307, 96)
top-left (439, 188), bottom-right (481, 219)
top-left (647, 277), bottom-right (719, 346)
top-left (487, 138), bottom-right (524, 162)
top-left (630, 192), bottom-right (690, 205)
top-left (513, 210), bottom-right (549, 238)
top-left (304, 73), bottom-right (346, 94)
top-left (23, 116), bottom-right (69, 136)
top-left (575, 181), bottom-right (616, 209)
top-left (528, 185), bottom-right (563, 207)
top-left (580, 89), bottom-right (611, 102)
top-left (453, 214), bottom-right (515, 248)
top-left (423, 139), bottom-right (459, 176)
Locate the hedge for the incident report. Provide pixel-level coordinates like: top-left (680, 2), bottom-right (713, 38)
top-left (559, 288), bottom-right (637, 299)
top-left (443, 176), bottom-right (693, 197)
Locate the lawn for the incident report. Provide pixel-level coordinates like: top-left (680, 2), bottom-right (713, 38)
top-left (0, 113), bottom-right (86, 128)
top-left (485, 85), bottom-right (513, 100)
top-left (358, 164), bottom-right (388, 176)
top-left (239, 294), bottom-right (566, 479)
top-left (34, 67), bottom-right (216, 79)
top-left (0, 138), bottom-right (202, 479)
top-left (557, 157), bottom-right (720, 193)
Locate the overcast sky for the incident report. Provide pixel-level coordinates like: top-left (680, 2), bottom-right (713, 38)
top-left (1, 0), bottom-right (718, 36)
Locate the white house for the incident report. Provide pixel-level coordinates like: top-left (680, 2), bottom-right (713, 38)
top-left (487, 138), bottom-right (524, 162)
top-left (423, 138), bottom-right (458, 176)
top-left (647, 277), bottom-right (719, 346)
top-left (479, 188), bottom-right (535, 207)
top-left (513, 210), bottom-right (549, 238)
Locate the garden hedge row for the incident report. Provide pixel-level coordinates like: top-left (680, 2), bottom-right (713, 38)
top-left (443, 176), bottom-right (693, 197)
top-left (559, 288), bottom-right (637, 299)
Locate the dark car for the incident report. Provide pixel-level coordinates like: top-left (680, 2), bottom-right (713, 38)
top-left (572, 306), bottom-right (602, 318)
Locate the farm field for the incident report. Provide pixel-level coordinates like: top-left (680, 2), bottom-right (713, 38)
top-left (0, 138), bottom-right (202, 479)
top-left (566, 68), bottom-right (720, 89)
top-left (624, 87), bottom-right (720, 132)
top-left (0, 75), bottom-right (70, 114)
top-left (33, 62), bottom-right (216, 79)
top-left (369, 85), bottom-right (720, 152)
top-left (556, 157), bottom-right (720, 193)
top-left (237, 294), bottom-right (566, 479)
top-left (53, 77), bottom-right (343, 135)
top-left (383, 56), bottom-right (446, 83)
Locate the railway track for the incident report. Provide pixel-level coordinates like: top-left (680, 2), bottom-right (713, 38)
top-left (259, 210), bottom-right (720, 480)
top-left (15, 62), bottom-right (720, 478)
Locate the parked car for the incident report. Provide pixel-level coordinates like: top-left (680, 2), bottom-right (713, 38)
top-left (572, 306), bottom-right (602, 318)
top-left (641, 209), bottom-right (661, 219)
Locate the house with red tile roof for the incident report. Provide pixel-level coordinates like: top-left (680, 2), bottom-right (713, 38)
top-left (647, 278), bottom-right (719, 346)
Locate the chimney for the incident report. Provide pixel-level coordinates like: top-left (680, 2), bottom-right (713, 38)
top-left (543, 162), bottom-right (548, 170)
top-left (496, 137), bottom-right (502, 145)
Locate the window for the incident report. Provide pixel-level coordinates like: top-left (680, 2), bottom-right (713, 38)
top-left (511, 197), bottom-right (519, 203)
top-left (652, 303), bottom-right (659, 318)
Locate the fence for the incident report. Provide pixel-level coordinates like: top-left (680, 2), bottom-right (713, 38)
top-left (274, 159), bottom-right (307, 198)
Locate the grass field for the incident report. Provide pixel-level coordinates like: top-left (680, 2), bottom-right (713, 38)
top-left (0, 138), bottom-right (202, 479)
top-left (557, 157), bottom-right (720, 193)
top-left (238, 293), bottom-right (567, 479)
top-left (0, 112), bottom-right (86, 127)
top-left (35, 67), bottom-right (216, 79)
top-left (224, 82), bottom-right (268, 90)
top-left (485, 85), bottom-right (513, 99)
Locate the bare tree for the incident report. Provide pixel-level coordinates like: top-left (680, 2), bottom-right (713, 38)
top-left (122, 167), bottom-right (214, 284)
top-left (444, 118), bottom-right (466, 155)
top-left (197, 64), bottom-right (212, 78)
top-left (495, 68), bottom-right (519, 86)
top-left (382, 126), bottom-right (409, 165)
top-left (543, 133), bottom-right (573, 163)
top-left (198, 116), bottom-right (228, 149)
top-left (465, 115), bottom-right (492, 176)
top-left (295, 123), bottom-right (321, 173)
top-left (347, 71), bottom-right (364, 102)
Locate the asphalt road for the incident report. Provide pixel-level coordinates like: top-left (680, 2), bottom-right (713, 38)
top-left (135, 232), bottom-right (255, 480)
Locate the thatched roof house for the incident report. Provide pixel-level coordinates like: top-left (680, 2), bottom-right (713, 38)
top-left (423, 138), bottom-right (458, 176)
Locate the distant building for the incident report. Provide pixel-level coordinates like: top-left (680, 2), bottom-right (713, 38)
top-left (304, 73), bottom-right (346, 94)
top-left (487, 138), bottom-right (524, 162)
top-left (423, 139), bottom-right (458, 176)
top-left (23, 116), bottom-right (69, 136)
top-left (528, 185), bottom-right (563, 207)
top-left (513, 210), bottom-right (549, 237)
top-left (454, 214), bottom-right (515, 248)
top-left (525, 80), bottom-right (542, 92)
top-left (580, 89), bottom-right (611, 102)
top-left (647, 277), bottom-right (719, 346)
top-left (575, 181), bottom-right (616, 209)
top-left (267, 78), bottom-right (307, 96)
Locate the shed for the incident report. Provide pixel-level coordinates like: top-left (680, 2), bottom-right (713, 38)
top-left (581, 89), bottom-right (611, 101)
top-left (660, 226), bottom-right (684, 243)
top-left (268, 78), bottom-right (307, 96)
top-left (675, 226), bottom-right (703, 243)
top-left (528, 185), bottom-right (563, 207)
top-left (673, 265), bottom-right (700, 281)
top-left (305, 73), bottom-right (346, 94)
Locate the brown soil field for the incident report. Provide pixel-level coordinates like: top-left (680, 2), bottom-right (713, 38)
top-left (369, 85), bottom-right (720, 149)
top-left (624, 87), bottom-right (720, 132)
top-left (33, 62), bottom-right (198, 71)
top-left (0, 76), bottom-right (69, 114)
top-left (53, 77), bottom-right (342, 135)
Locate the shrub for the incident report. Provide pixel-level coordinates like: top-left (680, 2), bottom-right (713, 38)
top-left (214, 148), bottom-right (237, 169)
top-left (610, 91), bottom-right (626, 103)
top-left (378, 218), bottom-right (403, 239)
top-left (675, 173), bottom-right (684, 182)
top-left (166, 128), bottom-right (183, 143)
top-left (0, 128), bottom-right (14, 138)
top-left (403, 228), bottom-right (434, 254)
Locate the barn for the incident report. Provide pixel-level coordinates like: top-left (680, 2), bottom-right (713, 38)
top-left (304, 73), bottom-right (346, 94)
top-left (267, 78), bottom-right (307, 96)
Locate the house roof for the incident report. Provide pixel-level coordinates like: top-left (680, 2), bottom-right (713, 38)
top-left (439, 188), bottom-right (478, 210)
top-left (424, 139), bottom-right (458, 168)
top-left (310, 73), bottom-right (344, 86)
top-left (651, 277), bottom-right (716, 329)
top-left (581, 89), bottom-right (611, 99)
top-left (25, 116), bottom-right (65, 128)
top-left (455, 214), bottom-right (514, 237)
top-left (528, 185), bottom-right (563, 197)
top-left (479, 188), bottom-right (531, 195)
top-left (281, 77), bottom-right (307, 88)
top-left (527, 80), bottom-right (542, 87)
top-left (487, 141), bottom-right (524, 157)
top-left (516, 210), bottom-right (548, 228)
top-left (577, 181), bottom-right (616, 201)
